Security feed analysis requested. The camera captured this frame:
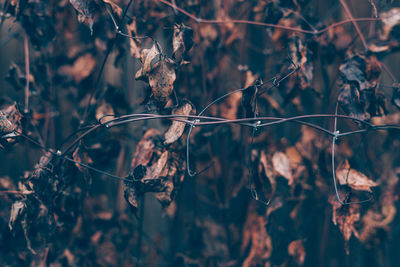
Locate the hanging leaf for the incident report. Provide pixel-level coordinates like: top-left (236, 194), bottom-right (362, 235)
top-left (73, 145), bottom-right (94, 173)
top-left (69, 0), bottom-right (97, 34)
top-left (272, 151), bottom-right (293, 185)
top-left (164, 101), bottom-right (193, 145)
top-left (125, 129), bottom-right (185, 213)
top-left (135, 42), bottom-right (176, 103)
top-left (0, 104), bottom-right (21, 147)
top-left (172, 24), bottom-right (194, 63)
top-left (58, 53), bottom-right (96, 83)
top-left (379, 8), bottom-right (400, 40)
top-left (95, 100), bottom-right (115, 124)
top-left (288, 240), bottom-right (306, 266)
top-left (289, 36), bottom-right (313, 90)
top-left (102, 0), bottom-right (122, 17)
top-left (8, 200), bottom-right (26, 233)
top-left (359, 172), bottom-right (398, 242)
top-left (126, 18), bottom-right (142, 59)
top-left (338, 53), bottom-right (386, 120)
top-left (241, 211), bottom-right (272, 266)
top-left (329, 194), bottom-right (360, 254)
top-left (0, 111), bottom-right (14, 136)
top-left (336, 160), bottom-right (378, 192)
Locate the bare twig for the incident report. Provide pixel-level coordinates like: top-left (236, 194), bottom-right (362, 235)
top-left (24, 33), bottom-right (30, 114)
top-left (158, 0), bottom-right (379, 35)
top-left (339, 0), bottom-right (368, 51)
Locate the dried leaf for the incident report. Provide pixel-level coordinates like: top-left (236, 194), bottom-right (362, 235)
top-left (8, 200), bottom-right (26, 232)
top-left (142, 151), bottom-right (169, 181)
top-left (272, 151), bottom-right (293, 185)
top-left (220, 92), bottom-right (242, 120)
top-left (289, 36), bottom-right (313, 90)
top-left (135, 42), bottom-right (162, 79)
top-left (130, 129), bottom-right (161, 168)
top-left (5, 63), bottom-right (37, 92)
top-left (338, 53), bottom-right (386, 120)
top-left (259, 150), bottom-right (276, 197)
top-left (336, 161), bottom-right (378, 192)
top-left (126, 18), bottom-right (141, 59)
top-left (73, 145), bottom-right (93, 173)
top-left (379, 8), bottom-right (400, 40)
top-left (172, 24), bottom-right (194, 63)
top-left (148, 59), bottom-right (176, 103)
top-left (164, 102), bottom-right (193, 144)
top-left (69, 0), bottom-right (96, 34)
top-left (288, 240), bottom-right (306, 266)
top-left (359, 172), bottom-right (398, 242)
top-left (201, 218), bottom-right (229, 260)
top-left (102, 0), bottom-right (122, 17)
top-left (0, 111), bottom-right (14, 136)
top-left (58, 53), bottom-right (96, 83)
top-left (241, 212), bottom-right (272, 266)
top-left (125, 129), bottom-right (183, 213)
top-left (0, 104), bottom-right (21, 146)
top-left (329, 194), bottom-right (360, 253)
top-left (135, 42), bottom-right (176, 103)
top-left (95, 101), bottom-right (115, 124)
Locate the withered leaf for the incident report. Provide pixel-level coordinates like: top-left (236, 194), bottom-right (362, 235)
top-left (9, 200), bottom-right (26, 233)
top-left (289, 36), bottom-right (313, 90)
top-left (329, 194), bottom-right (360, 253)
top-left (125, 131), bottom-right (179, 213)
top-left (73, 145), bottom-right (93, 173)
top-left (241, 212), bottom-right (272, 267)
top-left (220, 92), bottom-right (242, 120)
top-left (201, 218), bottom-right (229, 260)
top-left (379, 8), bottom-right (400, 40)
top-left (288, 240), bottom-right (306, 266)
top-left (148, 59), bottom-right (176, 103)
top-left (126, 18), bottom-right (141, 59)
top-left (272, 151), bottom-right (293, 185)
top-left (95, 101), bottom-right (114, 124)
top-left (135, 42), bottom-right (162, 79)
top-left (102, 0), bottom-right (122, 17)
top-left (241, 85), bottom-right (257, 118)
top-left (359, 172), bottom-right (398, 242)
top-left (338, 53), bottom-right (386, 120)
top-left (58, 53), bottom-right (96, 83)
top-left (69, 0), bottom-right (96, 34)
top-left (336, 161), bottom-right (378, 192)
top-left (155, 180), bottom-right (173, 205)
top-left (135, 42), bottom-right (176, 103)
top-left (142, 151), bottom-right (169, 180)
top-left (0, 111), bottom-right (14, 136)
top-left (0, 104), bottom-right (21, 146)
top-left (172, 24), bottom-right (194, 63)
top-left (164, 102), bottom-right (193, 144)
top-left (5, 63), bottom-right (37, 92)
top-left (130, 129), bottom-right (161, 168)
top-left (259, 150), bottom-right (276, 197)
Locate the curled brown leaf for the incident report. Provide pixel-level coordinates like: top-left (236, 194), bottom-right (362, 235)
top-left (336, 160), bottom-right (378, 192)
top-left (164, 102), bottom-right (193, 145)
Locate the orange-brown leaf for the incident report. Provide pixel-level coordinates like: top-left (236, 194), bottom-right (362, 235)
top-left (336, 161), bottom-right (378, 192)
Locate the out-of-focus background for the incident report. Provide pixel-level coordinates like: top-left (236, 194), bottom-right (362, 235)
top-left (1, 0), bottom-right (400, 266)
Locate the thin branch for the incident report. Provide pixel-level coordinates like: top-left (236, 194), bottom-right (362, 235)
top-left (82, 0), bottom-right (135, 123)
top-left (158, 0), bottom-right (379, 35)
top-left (24, 33), bottom-right (30, 114)
top-left (339, 0), bottom-right (368, 51)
